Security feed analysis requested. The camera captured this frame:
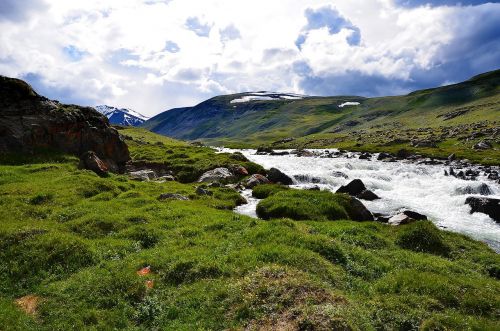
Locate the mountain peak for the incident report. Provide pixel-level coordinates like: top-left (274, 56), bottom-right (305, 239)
top-left (95, 105), bottom-right (149, 127)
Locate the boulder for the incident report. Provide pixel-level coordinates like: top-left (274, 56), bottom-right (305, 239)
top-left (267, 168), bottom-right (293, 185)
top-left (198, 168), bottom-right (235, 183)
top-left (157, 175), bottom-right (176, 182)
top-left (358, 190), bottom-right (380, 201)
top-left (245, 174), bottom-right (270, 188)
top-left (348, 198), bottom-right (374, 222)
top-left (129, 170), bottom-right (156, 181)
top-left (456, 183), bottom-right (492, 196)
top-left (0, 76), bottom-right (130, 171)
top-left (78, 151), bottom-right (109, 177)
top-left (473, 141), bottom-right (492, 150)
top-left (196, 186), bottom-right (213, 196)
top-left (256, 147), bottom-right (274, 155)
top-left (229, 164), bottom-right (249, 176)
top-left (388, 213), bottom-right (417, 226)
top-left (294, 174), bottom-right (322, 183)
top-left (336, 179), bottom-right (366, 196)
top-left (465, 197), bottom-right (500, 222)
top-left (158, 193), bottom-right (189, 201)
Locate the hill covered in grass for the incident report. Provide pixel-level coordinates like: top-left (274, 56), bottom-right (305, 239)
top-left (1, 127), bottom-right (499, 330)
top-left (142, 69), bottom-right (500, 164)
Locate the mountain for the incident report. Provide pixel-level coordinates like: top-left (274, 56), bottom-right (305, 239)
top-left (95, 105), bottom-right (149, 126)
top-left (141, 70), bottom-right (500, 148)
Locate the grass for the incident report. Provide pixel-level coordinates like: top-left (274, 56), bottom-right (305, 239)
top-left (252, 183), bottom-right (289, 199)
top-left (256, 189), bottom-right (374, 222)
top-left (0, 130), bottom-right (499, 330)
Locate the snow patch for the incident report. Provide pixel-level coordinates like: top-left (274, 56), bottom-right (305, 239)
top-left (95, 105), bottom-right (149, 126)
top-left (339, 102), bottom-right (360, 108)
top-left (230, 92), bottom-right (305, 104)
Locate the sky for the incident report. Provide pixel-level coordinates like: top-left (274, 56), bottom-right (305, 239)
top-left (0, 0), bottom-right (499, 116)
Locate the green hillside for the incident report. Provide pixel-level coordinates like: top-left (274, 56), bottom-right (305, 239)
top-left (143, 69), bottom-right (500, 164)
top-left (1, 127), bottom-right (499, 330)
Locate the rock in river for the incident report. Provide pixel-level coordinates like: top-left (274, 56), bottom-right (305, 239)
top-left (465, 197), bottom-right (500, 222)
top-left (245, 174), bottom-right (270, 188)
top-left (267, 168), bottom-right (293, 185)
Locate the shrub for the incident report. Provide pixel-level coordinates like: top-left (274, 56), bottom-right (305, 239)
top-left (396, 221), bottom-right (450, 256)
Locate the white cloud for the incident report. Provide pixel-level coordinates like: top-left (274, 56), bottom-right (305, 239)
top-left (0, 0), bottom-right (498, 116)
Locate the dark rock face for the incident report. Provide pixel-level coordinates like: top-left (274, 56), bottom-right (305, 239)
top-left (0, 76), bottom-right (130, 171)
top-left (267, 168), bottom-right (293, 185)
top-left (465, 197), bottom-right (500, 222)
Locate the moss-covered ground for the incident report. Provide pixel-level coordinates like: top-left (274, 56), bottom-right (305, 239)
top-left (0, 129), bottom-right (499, 330)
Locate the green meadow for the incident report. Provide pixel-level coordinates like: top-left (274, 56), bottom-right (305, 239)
top-left (0, 128), bottom-right (499, 330)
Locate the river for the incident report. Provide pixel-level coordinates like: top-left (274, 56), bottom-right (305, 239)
top-left (221, 149), bottom-right (500, 252)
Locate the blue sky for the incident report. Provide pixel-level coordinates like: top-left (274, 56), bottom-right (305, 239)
top-left (0, 0), bottom-right (498, 116)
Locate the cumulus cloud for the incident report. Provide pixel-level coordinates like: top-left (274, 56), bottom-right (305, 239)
top-left (0, 0), bottom-right (498, 116)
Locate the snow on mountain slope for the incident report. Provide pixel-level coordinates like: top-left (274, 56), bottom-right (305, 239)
top-left (95, 105), bottom-right (149, 126)
top-left (230, 92), bottom-right (306, 104)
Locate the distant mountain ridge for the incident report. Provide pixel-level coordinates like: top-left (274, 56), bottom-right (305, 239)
top-left (141, 69), bottom-right (500, 146)
top-left (95, 105), bottom-right (149, 127)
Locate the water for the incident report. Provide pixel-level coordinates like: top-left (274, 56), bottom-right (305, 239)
top-left (222, 149), bottom-right (500, 252)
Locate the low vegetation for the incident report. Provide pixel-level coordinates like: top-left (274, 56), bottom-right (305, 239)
top-left (0, 130), bottom-right (499, 330)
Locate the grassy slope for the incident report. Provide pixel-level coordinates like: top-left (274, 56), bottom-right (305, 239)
top-left (144, 70), bottom-right (500, 165)
top-left (0, 129), bottom-right (499, 330)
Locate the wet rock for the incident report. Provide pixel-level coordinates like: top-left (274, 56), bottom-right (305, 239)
top-left (396, 149), bottom-right (411, 158)
top-left (488, 173), bottom-right (499, 181)
top-left (158, 193), bottom-right (189, 201)
top-left (388, 213), bottom-right (417, 226)
top-left (78, 151), bottom-right (109, 177)
top-left (198, 168), bottom-right (235, 183)
top-left (473, 141), bottom-right (492, 150)
top-left (256, 147), bottom-right (274, 155)
top-left (377, 152), bottom-right (393, 161)
top-left (465, 197), bottom-right (499, 222)
top-left (358, 190), bottom-right (380, 201)
top-left (245, 174), bottom-right (270, 188)
top-left (293, 149), bottom-right (315, 157)
top-left (270, 151), bottom-right (290, 156)
top-left (331, 171), bottom-right (348, 179)
top-left (130, 170), bottom-right (157, 181)
top-left (306, 186), bottom-right (321, 191)
top-left (267, 168), bottom-right (293, 185)
top-left (336, 179), bottom-right (366, 196)
top-left (196, 186), bottom-right (213, 196)
top-left (359, 152), bottom-right (371, 160)
top-left (403, 210), bottom-right (428, 220)
top-left (294, 174), bottom-right (322, 183)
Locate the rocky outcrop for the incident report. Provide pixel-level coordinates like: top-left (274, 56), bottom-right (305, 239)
top-left (267, 168), bottom-right (293, 185)
top-left (158, 193), bottom-right (189, 201)
top-left (0, 76), bottom-right (130, 171)
top-left (465, 197), bottom-right (499, 222)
